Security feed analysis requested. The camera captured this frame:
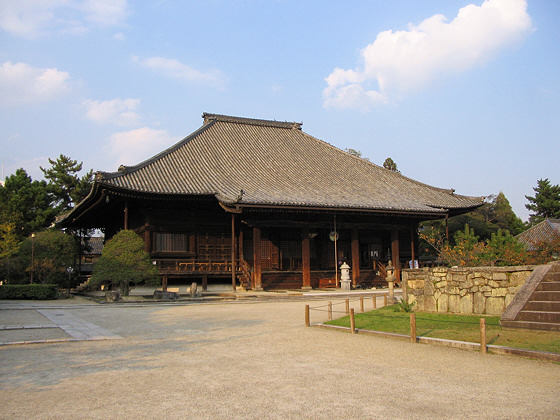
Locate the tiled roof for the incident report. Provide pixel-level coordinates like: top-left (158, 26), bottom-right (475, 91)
top-left (516, 219), bottom-right (560, 250)
top-left (95, 113), bottom-right (483, 214)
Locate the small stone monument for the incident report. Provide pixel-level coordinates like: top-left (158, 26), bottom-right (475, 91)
top-left (386, 260), bottom-right (397, 304)
top-left (340, 262), bottom-right (351, 291)
top-left (190, 282), bottom-right (198, 297)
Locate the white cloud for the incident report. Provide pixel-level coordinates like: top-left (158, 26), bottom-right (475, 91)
top-left (133, 56), bottom-right (226, 88)
top-left (106, 127), bottom-right (175, 168)
top-left (0, 0), bottom-right (128, 38)
top-left (0, 61), bottom-right (71, 105)
top-left (83, 98), bottom-right (141, 126)
top-left (324, 0), bottom-right (533, 110)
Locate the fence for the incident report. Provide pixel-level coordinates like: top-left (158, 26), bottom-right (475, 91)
top-left (305, 295), bottom-right (490, 354)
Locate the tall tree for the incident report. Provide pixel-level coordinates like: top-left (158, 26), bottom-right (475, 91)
top-left (525, 179), bottom-right (560, 225)
top-left (0, 169), bottom-right (56, 239)
top-left (490, 192), bottom-right (525, 235)
top-left (383, 157), bottom-right (400, 173)
top-left (345, 148), bottom-right (370, 162)
top-left (40, 155), bottom-right (93, 214)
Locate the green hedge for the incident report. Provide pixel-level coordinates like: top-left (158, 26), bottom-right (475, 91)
top-left (0, 284), bottom-right (58, 300)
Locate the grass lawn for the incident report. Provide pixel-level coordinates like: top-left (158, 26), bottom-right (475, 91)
top-left (326, 305), bottom-right (560, 354)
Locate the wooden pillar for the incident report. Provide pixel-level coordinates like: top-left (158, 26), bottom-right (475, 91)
top-left (162, 273), bottom-right (168, 292)
top-left (238, 228), bottom-right (244, 260)
top-left (391, 228), bottom-right (401, 281)
top-left (231, 214), bottom-right (237, 292)
top-left (302, 227), bottom-right (311, 289)
top-left (144, 226), bottom-right (151, 254)
top-left (253, 226), bottom-right (262, 290)
top-left (351, 228), bottom-right (360, 287)
top-left (124, 201), bottom-right (129, 230)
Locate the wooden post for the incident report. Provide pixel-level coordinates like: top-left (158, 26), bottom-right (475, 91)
top-left (350, 308), bottom-right (356, 334)
top-left (162, 273), bottom-right (168, 292)
top-left (360, 296), bottom-right (364, 313)
top-left (391, 228), bottom-right (400, 283)
top-left (351, 228), bottom-right (360, 287)
top-left (253, 226), bottom-right (262, 290)
top-left (302, 227), bottom-right (311, 289)
top-left (231, 214), bottom-right (236, 292)
top-left (480, 318), bottom-right (487, 354)
top-left (202, 273), bottom-right (208, 292)
top-left (124, 201), bottom-right (129, 230)
top-left (384, 294), bottom-right (387, 307)
top-left (345, 299), bottom-right (350, 315)
top-left (372, 294), bottom-right (377, 309)
top-left (328, 301), bottom-right (332, 321)
top-left (410, 313), bottom-right (416, 343)
top-left (305, 305), bottom-right (310, 327)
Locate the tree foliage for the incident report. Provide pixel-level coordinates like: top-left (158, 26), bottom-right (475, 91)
top-left (18, 230), bottom-right (78, 286)
top-left (90, 230), bottom-right (159, 296)
top-left (382, 157), bottom-right (400, 173)
top-left (0, 169), bottom-right (56, 239)
top-left (40, 154), bottom-right (93, 214)
top-left (525, 178), bottom-right (560, 225)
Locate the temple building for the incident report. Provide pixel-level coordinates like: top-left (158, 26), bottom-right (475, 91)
top-left (58, 113), bottom-right (483, 291)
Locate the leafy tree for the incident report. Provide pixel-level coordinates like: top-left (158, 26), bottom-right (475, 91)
top-left (345, 148), bottom-right (370, 162)
top-left (0, 221), bottom-right (20, 283)
top-left (0, 169), bottom-right (56, 239)
top-left (40, 155), bottom-right (94, 214)
top-left (90, 230), bottom-right (159, 296)
top-left (382, 157), bottom-right (400, 173)
top-left (525, 179), bottom-right (560, 225)
top-left (18, 230), bottom-right (78, 286)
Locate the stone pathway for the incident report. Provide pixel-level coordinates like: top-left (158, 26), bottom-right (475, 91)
top-left (0, 309), bottom-right (122, 345)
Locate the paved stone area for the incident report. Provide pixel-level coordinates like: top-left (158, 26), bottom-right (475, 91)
top-left (0, 297), bottom-right (559, 419)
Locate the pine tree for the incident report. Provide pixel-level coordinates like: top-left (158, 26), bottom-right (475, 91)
top-left (525, 179), bottom-right (560, 225)
top-left (383, 157), bottom-right (400, 173)
top-left (40, 155), bottom-right (93, 214)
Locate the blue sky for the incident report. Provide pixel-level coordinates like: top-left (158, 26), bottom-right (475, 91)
top-left (1, 0), bottom-right (558, 221)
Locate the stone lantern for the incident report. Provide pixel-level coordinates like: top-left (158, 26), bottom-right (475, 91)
top-left (386, 260), bottom-right (397, 304)
top-left (340, 262), bottom-right (351, 290)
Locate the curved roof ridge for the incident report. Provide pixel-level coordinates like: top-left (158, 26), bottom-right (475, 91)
top-left (202, 112), bottom-right (302, 130)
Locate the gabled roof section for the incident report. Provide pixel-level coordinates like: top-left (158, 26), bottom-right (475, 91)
top-left (516, 219), bottom-right (560, 250)
top-left (84, 113), bottom-right (484, 215)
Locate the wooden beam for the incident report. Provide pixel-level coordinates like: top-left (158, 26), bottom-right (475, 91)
top-left (351, 228), bottom-right (360, 287)
top-left (231, 213), bottom-right (236, 292)
top-left (124, 200), bottom-right (129, 230)
top-left (253, 226), bottom-right (262, 290)
top-left (302, 227), bottom-right (311, 289)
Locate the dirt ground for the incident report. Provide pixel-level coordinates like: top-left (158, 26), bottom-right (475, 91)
top-left (1, 298), bottom-right (559, 419)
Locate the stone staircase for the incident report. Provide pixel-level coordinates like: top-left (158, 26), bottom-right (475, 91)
top-left (501, 262), bottom-right (560, 331)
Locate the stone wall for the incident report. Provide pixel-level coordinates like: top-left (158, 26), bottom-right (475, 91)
top-left (402, 266), bottom-right (535, 315)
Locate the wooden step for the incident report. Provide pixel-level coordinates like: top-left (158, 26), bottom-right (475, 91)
top-left (537, 281), bottom-right (560, 291)
top-left (531, 291), bottom-right (560, 301)
top-left (501, 320), bottom-right (560, 331)
top-left (525, 301), bottom-right (560, 312)
top-left (516, 310), bottom-right (560, 323)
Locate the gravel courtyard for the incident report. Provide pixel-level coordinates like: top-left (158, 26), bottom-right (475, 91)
top-left (1, 298), bottom-right (559, 419)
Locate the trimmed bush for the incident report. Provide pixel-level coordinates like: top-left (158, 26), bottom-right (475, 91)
top-left (0, 284), bottom-right (58, 300)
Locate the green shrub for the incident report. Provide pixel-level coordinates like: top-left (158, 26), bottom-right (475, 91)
top-left (0, 284), bottom-right (58, 299)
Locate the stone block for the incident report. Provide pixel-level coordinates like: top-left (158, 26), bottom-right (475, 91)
top-left (460, 294), bottom-right (473, 314)
top-left (488, 280), bottom-right (500, 288)
top-left (434, 290), bottom-right (441, 301)
top-left (504, 293), bottom-right (515, 309)
top-left (491, 288), bottom-right (507, 297)
top-left (437, 294), bottom-right (449, 312)
top-left (493, 272), bottom-right (507, 281)
top-left (473, 292), bottom-right (486, 314)
top-left (435, 280), bottom-right (447, 288)
top-left (459, 289), bottom-right (467, 297)
top-left (448, 295), bottom-right (461, 313)
top-left (424, 295), bottom-right (436, 312)
top-left (486, 297), bottom-right (505, 315)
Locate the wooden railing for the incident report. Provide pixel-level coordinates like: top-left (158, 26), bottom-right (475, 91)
top-left (237, 258), bottom-right (252, 289)
top-left (373, 261), bottom-right (387, 278)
